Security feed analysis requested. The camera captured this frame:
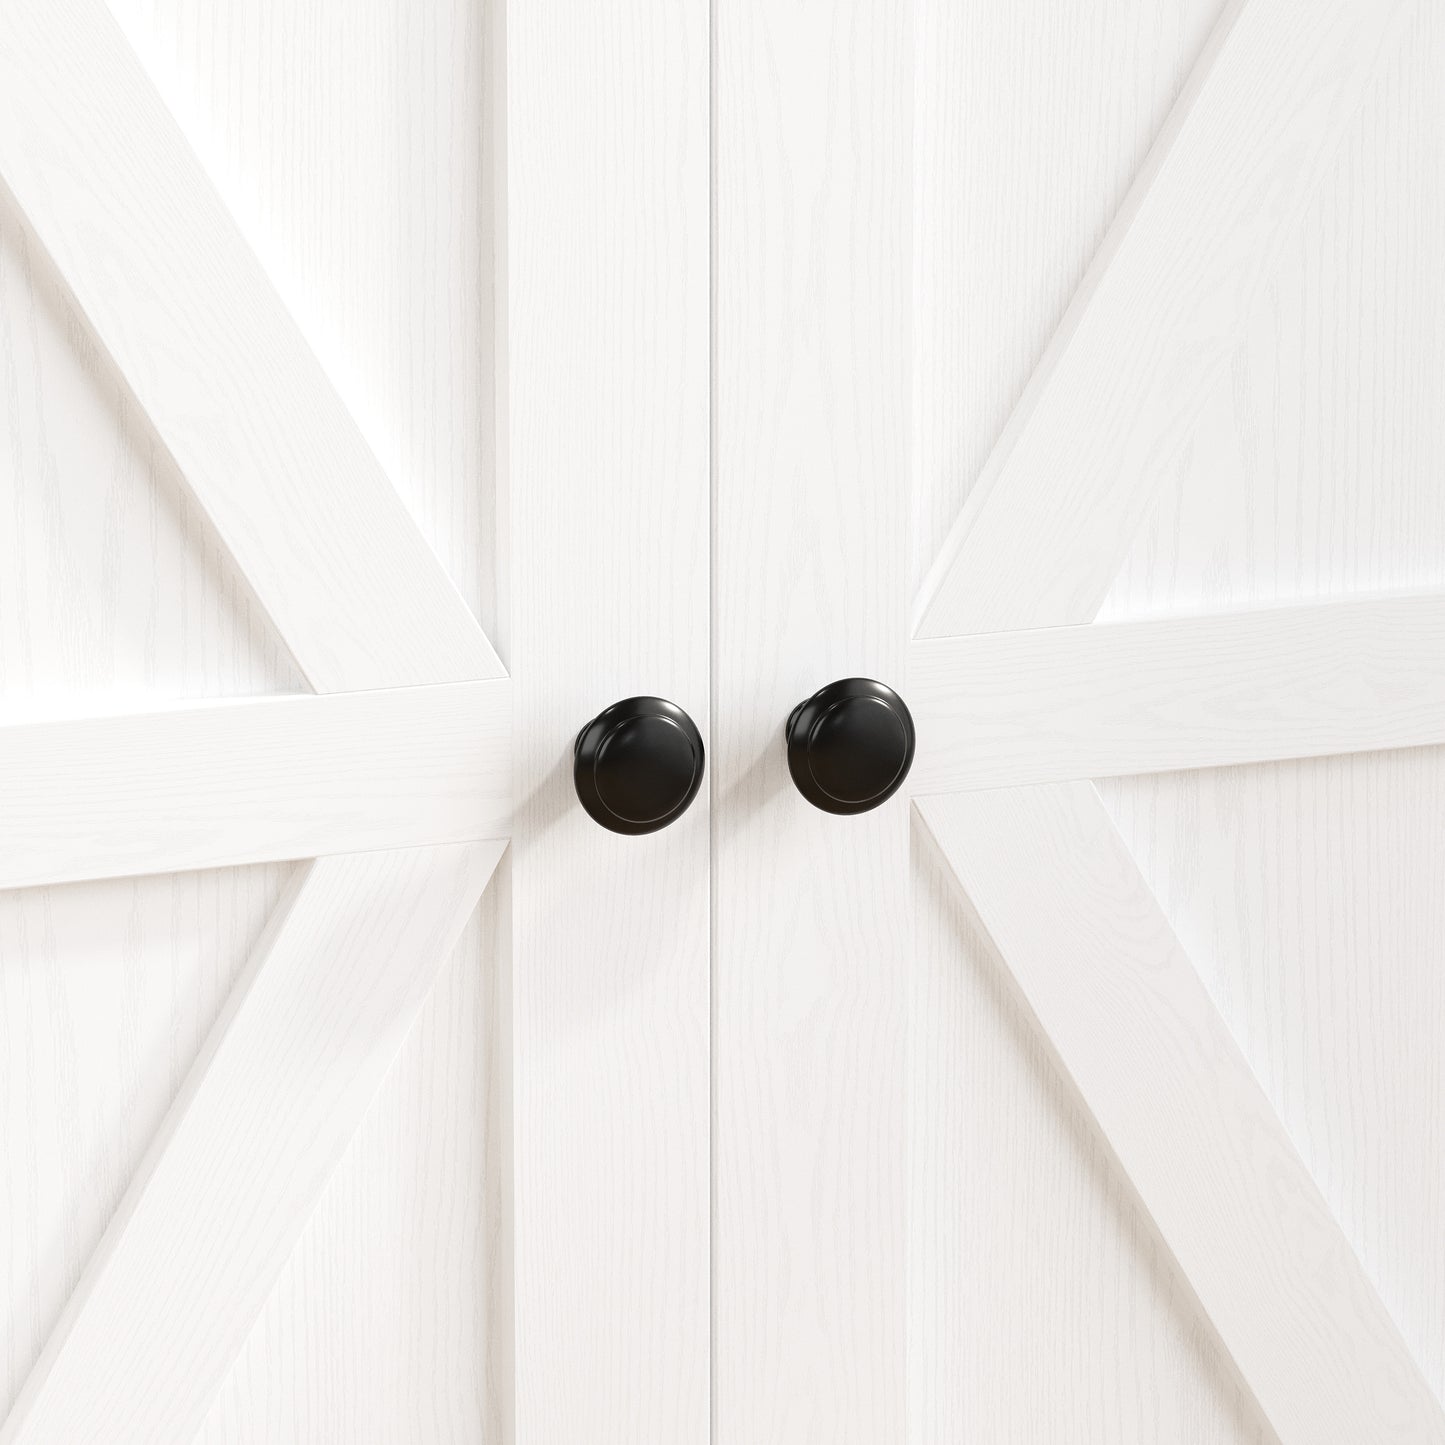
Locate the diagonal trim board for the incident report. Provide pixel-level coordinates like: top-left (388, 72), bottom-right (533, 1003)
top-left (913, 0), bottom-right (1418, 640)
top-left (0, 681), bottom-right (512, 889)
top-left (917, 785), bottom-right (1445, 1444)
top-left (0, 841), bottom-right (505, 1445)
top-left (0, 0), bottom-right (502, 692)
top-left (909, 593), bottom-right (1445, 794)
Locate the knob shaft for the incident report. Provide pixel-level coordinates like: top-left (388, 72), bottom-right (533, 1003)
top-left (785, 678), bottom-right (915, 815)
top-left (574, 697), bottom-right (705, 835)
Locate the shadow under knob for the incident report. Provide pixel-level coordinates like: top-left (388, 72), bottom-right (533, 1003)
top-left (574, 697), bottom-right (705, 835)
top-left (786, 678), bottom-right (915, 815)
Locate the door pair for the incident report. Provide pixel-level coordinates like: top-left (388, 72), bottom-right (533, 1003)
top-left (4, 0), bottom-right (1442, 1440)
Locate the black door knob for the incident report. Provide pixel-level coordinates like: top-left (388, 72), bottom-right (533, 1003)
top-left (785, 678), bottom-right (915, 815)
top-left (574, 697), bottom-right (705, 835)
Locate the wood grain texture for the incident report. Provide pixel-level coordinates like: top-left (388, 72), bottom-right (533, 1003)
top-left (197, 862), bottom-right (512, 1444)
top-left (1093, 9), bottom-right (1445, 1409)
top-left (0, 189), bottom-right (302, 704)
top-left (506, 1), bottom-right (710, 1440)
top-left (918, 784), bottom-right (1445, 1445)
top-left (0, 0), bottom-right (500, 692)
top-left (910, 0), bottom-right (1222, 602)
top-left (914, 0), bottom-right (1417, 639)
top-left (1103, 0), bottom-right (1445, 622)
top-left (2, 0), bottom-right (511, 1433)
top-left (90, 2), bottom-right (513, 1432)
top-left (0, 864), bottom-right (296, 1423)
top-left (1099, 749), bottom-right (1445, 1406)
top-left (909, 593), bottom-right (1445, 794)
top-left (105, 0), bottom-right (507, 655)
top-left (712, 3), bottom-right (910, 1438)
top-left (0, 841), bottom-right (503, 1445)
top-left (908, 825), bottom-right (1266, 1443)
top-left (0, 682), bottom-right (511, 890)
top-left (906, 5), bottom-right (1269, 1435)
top-left (907, 2), bottom-right (1445, 1436)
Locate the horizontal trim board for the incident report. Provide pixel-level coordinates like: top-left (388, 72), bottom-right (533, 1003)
top-left (909, 594), bottom-right (1445, 794)
top-left (0, 682), bottom-right (511, 890)
top-left (0, 841), bottom-right (504, 1444)
top-left (0, 0), bottom-right (501, 691)
top-left (918, 785), bottom-right (1445, 1444)
top-left (912, 0), bottom-right (1415, 638)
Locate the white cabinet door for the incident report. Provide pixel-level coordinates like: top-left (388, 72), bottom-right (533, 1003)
top-left (7, 1), bottom-right (1445, 1442)
top-left (0, 0), bottom-right (708, 1441)
top-left (713, 1), bottom-right (1445, 1441)
top-left (507, 3), bottom-right (711, 1442)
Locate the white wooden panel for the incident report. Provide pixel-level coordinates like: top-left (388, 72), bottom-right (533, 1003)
top-left (910, 0), bottom-right (1222, 600)
top-left (506, 0), bottom-right (710, 1440)
top-left (909, 594), bottom-right (1445, 794)
top-left (1100, 750), bottom-right (1445, 1404)
top-left (0, 865), bottom-right (295, 1422)
top-left (0, 841), bottom-right (503, 1445)
top-left (907, 5), bottom-right (1265, 1434)
top-left (106, 0), bottom-right (507, 652)
top-left (908, 4), bottom-right (1445, 1437)
top-left (1092, 11), bottom-right (1445, 1403)
top-left (0, 0), bottom-right (500, 692)
top-left (908, 830), bottom-right (1265, 1442)
top-left (713, 3), bottom-right (910, 1438)
top-left (0, 189), bottom-right (301, 703)
top-left (2, 0), bottom-right (512, 1435)
top-left (917, 785), bottom-right (1445, 1444)
top-left (0, 682), bottom-right (511, 890)
top-left (914, 0), bottom-right (1416, 639)
top-left (76, 3), bottom-right (513, 1431)
top-left (1103, 1), bottom-right (1445, 622)
top-left (197, 867), bottom-right (512, 1443)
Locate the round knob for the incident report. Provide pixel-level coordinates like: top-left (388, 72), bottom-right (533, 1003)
top-left (785, 678), bottom-right (915, 815)
top-left (574, 697), bottom-right (705, 835)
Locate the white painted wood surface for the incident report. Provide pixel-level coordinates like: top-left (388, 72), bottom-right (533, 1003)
top-left (0, 683), bottom-right (510, 889)
top-left (914, 0), bottom-right (1416, 640)
top-left (909, 594), bottom-right (1445, 794)
top-left (2, 0), bottom-right (511, 1433)
top-left (908, 820), bottom-right (1267, 1442)
top-left (107, 0), bottom-right (508, 659)
top-left (1, 842), bottom-right (504, 1445)
top-left (0, 0), bottom-right (500, 692)
top-left (907, 5), bottom-right (1271, 1435)
top-left (1102, 0), bottom-right (1445, 625)
top-left (1099, 747), bottom-right (1445, 1408)
top-left (1090, 15), bottom-right (1445, 1411)
top-left (506, 1), bottom-right (711, 1440)
top-left (908, 3), bottom-right (1445, 1434)
top-left (0, 865), bottom-right (297, 1423)
top-left (917, 784), bottom-right (1445, 1444)
top-left (0, 188), bottom-right (302, 706)
top-left (712, 3), bottom-right (910, 1439)
top-left (909, 0), bottom-right (1223, 605)
top-left (195, 866), bottom-right (513, 1444)
top-left (4, 0), bottom-right (1442, 1436)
